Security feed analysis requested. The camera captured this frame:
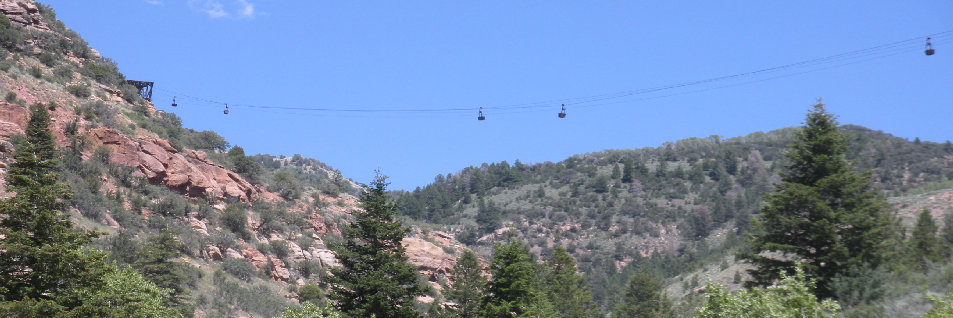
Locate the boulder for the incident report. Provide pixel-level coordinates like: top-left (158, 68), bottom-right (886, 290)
top-left (312, 248), bottom-right (339, 268)
top-left (207, 246), bottom-right (223, 261)
top-left (241, 246), bottom-right (269, 269)
top-left (189, 218), bottom-right (208, 235)
top-left (269, 257), bottom-right (291, 281)
top-left (287, 241), bottom-right (310, 263)
top-left (224, 248), bottom-right (243, 259)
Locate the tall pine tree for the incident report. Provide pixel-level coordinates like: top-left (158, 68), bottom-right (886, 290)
top-left (613, 271), bottom-right (673, 318)
top-left (446, 250), bottom-right (486, 318)
top-left (741, 101), bottom-right (899, 299)
top-left (135, 227), bottom-right (189, 310)
top-left (542, 246), bottom-right (597, 318)
top-left (908, 208), bottom-right (941, 270)
top-left (328, 172), bottom-right (427, 318)
top-left (482, 238), bottom-right (554, 318)
top-left (0, 104), bottom-right (107, 311)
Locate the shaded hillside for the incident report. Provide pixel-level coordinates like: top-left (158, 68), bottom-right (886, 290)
top-left (397, 125), bottom-right (953, 308)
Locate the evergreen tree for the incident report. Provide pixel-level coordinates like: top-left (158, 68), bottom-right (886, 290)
top-left (328, 172), bottom-right (427, 318)
top-left (134, 227), bottom-right (189, 308)
top-left (482, 238), bottom-right (554, 317)
top-left (446, 250), bottom-right (486, 318)
top-left (740, 102), bottom-right (899, 299)
top-left (476, 198), bottom-right (502, 234)
top-left (613, 271), bottom-right (673, 318)
top-left (0, 104), bottom-right (107, 311)
top-left (622, 159), bottom-right (635, 184)
top-left (68, 265), bottom-right (184, 317)
top-left (227, 146), bottom-right (261, 183)
top-left (941, 211), bottom-right (953, 258)
top-left (542, 246), bottom-right (597, 318)
top-left (908, 208), bottom-right (941, 270)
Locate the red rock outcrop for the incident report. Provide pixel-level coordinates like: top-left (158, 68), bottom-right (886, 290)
top-left (402, 237), bottom-right (456, 281)
top-left (0, 103), bottom-right (27, 140)
top-left (0, 0), bottom-right (51, 32)
top-left (89, 127), bottom-right (259, 201)
top-left (241, 245), bottom-right (269, 269)
top-left (269, 256), bottom-right (290, 281)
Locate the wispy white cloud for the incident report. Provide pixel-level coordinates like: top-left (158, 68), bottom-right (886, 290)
top-left (188, 0), bottom-right (257, 19)
top-left (144, 0), bottom-right (163, 5)
top-left (189, 0), bottom-right (229, 19)
top-left (237, 0), bottom-right (255, 18)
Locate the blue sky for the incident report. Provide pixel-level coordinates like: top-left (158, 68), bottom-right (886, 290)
top-left (41, 0), bottom-right (952, 190)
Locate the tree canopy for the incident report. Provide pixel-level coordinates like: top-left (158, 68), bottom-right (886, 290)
top-left (741, 102), bottom-right (899, 299)
top-left (327, 172), bottom-right (428, 318)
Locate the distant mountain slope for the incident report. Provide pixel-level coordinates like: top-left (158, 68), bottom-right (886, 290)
top-left (397, 124), bottom-right (953, 308)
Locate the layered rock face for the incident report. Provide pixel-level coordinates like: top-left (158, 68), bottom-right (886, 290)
top-left (89, 127), bottom-right (259, 201)
top-left (0, 0), bottom-right (50, 32)
top-left (402, 237), bottom-right (457, 281)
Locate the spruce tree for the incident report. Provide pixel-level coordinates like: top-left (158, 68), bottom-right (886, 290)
top-left (942, 211), bottom-right (953, 258)
top-left (908, 208), bottom-right (941, 270)
top-left (0, 104), bottom-right (107, 310)
top-left (481, 238), bottom-right (555, 317)
top-left (741, 102), bottom-right (899, 299)
top-left (446, 250), bottom-right (486, 318)
top-left (622, 159), bottom-right (635, 183)
top-left (542, 246), bottom-right (597, 318)
top-left (327, 172), bottom-right (427, 318)
top-left (613, 271), bottom-right (673, 318)
top-left (135, 227), bottom-right (189, 309)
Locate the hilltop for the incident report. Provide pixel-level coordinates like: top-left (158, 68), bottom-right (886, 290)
top-left (397, 124), bottom-right (953, 311)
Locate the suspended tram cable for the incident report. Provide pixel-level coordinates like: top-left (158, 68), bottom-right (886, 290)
top-left (153, 30), bottom-right (950, 117)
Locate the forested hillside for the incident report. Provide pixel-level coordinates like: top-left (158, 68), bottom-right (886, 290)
top-left (398, 123), bottom-right (953, 313)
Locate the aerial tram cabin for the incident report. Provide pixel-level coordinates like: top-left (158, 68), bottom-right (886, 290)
top-left (925, 37), bottom-right (935, 56)
top-left (558, 104), bottom-right (566, 118)
top-left (477, 107), bottom-right (485, 120)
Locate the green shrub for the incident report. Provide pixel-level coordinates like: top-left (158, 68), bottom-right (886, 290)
top-left (255, 243), bottom-right (271, 255)
top-left (120, 83), bottom-right (141, 104)
top-left (925, 293), bottom-right (953, 318)
top-left (296, 261), bottom-right (322, 279)
top-left (29, 65), bottom-right (41, 78)
top-left (79, 101), bottom-right (115, 127)
top-left (66, 84), bottom-right (91, 98)
top-left (270, 240), bottom-right (290, 259)
top-left (296, 283), bottom-right (324, 304)
top-left (53, 64), bottom-right (72, 81)
top-left (81, 57), bottom-right (124, 86)
top-left (696, 266), bottom-right (841, 318)
top-left (4, 91), bottom-right (16, 102)
top-left (270, 171), bottom-right (303, 200)
top-left (221, 205), bottom-right (247, 234)
top-left (38, 52), bottom-right (56, 67)
top-left (222, 258), bottom-right (257, 282)
top-left (0, 14), bottom-right (23, 51)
